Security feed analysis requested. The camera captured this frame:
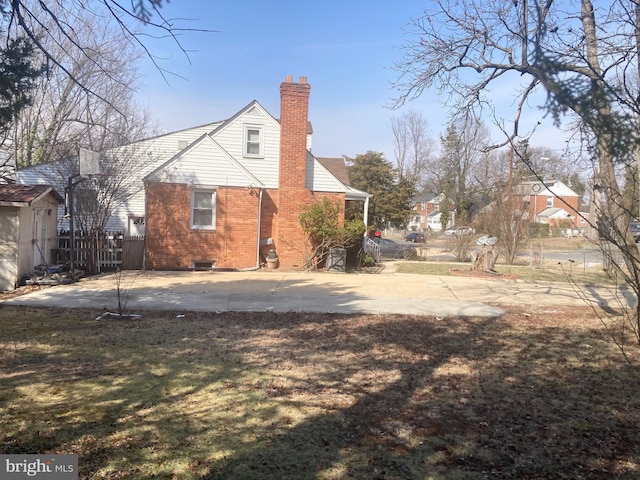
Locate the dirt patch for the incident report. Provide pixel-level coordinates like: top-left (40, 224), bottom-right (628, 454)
top-left (0, 284), bottom-right (49, 301)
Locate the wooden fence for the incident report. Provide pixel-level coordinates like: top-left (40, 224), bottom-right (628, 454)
top-left (57, 231), bottom-right (144, 271)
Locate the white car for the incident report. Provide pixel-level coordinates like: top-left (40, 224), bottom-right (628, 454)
top-left (444, 226), bottom-right (476, 236)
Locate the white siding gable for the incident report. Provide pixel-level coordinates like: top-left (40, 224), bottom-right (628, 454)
top-left (210, 102), bottom-right (280, 188)
top-left (546, 180), bottom-right (578, 197)
top-left (148, 137), bottom-right (262, 187)
top-left (306, 153), bottom-right (347, 193)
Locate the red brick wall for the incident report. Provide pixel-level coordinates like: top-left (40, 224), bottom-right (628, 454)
top-left (145, 184), bottom-right (346, 270)
top-left (273, 191), bottom-right (346, 269)
top-left (554, 195), bottom-right (579, 215)
top-left (145, 183), bottom-right (260, 269)
top-left (528, 194), bottom-right (580, 222)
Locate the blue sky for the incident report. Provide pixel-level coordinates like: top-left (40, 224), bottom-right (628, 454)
top-left (137, 1), bottom-right (566, 162)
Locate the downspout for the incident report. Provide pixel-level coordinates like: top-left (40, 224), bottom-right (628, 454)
top-left (256, 187), bottom-right (263, 267)
top-left (238, 187), bottom-right (263, 272)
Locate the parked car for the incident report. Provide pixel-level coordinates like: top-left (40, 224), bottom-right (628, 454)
top-left (405, 232), bottom-right (425, 243)
top-left (372, 237), bottom-right (417, 259)
top-left (443, 226), bottom-right (476, 236)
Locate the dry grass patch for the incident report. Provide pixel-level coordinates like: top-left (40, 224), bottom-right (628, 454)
top-left (0, 305), bottom-right (639, 479)
top-left (398, 260), bottom-right (615, 285)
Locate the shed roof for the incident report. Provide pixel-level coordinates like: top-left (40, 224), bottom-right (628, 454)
top-left (0, 184), bottom-right (64, 207)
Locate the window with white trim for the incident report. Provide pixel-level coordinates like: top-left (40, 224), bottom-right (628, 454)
top-left (546, 195), bottom-right (554, 207)
top-left (191, 189), bottom-right (216, 229)
top-left (244, 125), bottom-right (263, 157)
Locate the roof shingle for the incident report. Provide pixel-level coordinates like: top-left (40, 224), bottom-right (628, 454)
top-left (0, 184), bottom-right (63, 206)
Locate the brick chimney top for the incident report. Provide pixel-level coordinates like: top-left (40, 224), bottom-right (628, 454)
top-left (283, 75), bottom-right (307, 84)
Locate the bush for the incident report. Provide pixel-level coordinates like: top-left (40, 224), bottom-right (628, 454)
top-left (299, 198), bottom-right (366, 270)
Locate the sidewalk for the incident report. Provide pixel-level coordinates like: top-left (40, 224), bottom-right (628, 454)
top-left (2, 268), bottom-right (622, 317)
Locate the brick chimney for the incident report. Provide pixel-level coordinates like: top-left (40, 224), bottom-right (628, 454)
top-left (279, 75), bottom-right (311, 190)
top-left (276, 75), bottom-right (313, 268)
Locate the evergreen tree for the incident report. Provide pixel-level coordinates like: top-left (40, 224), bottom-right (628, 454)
top-left (0, 35), bottom-right (42, 134)
top-left (348, 151), bottom-right (416, 228)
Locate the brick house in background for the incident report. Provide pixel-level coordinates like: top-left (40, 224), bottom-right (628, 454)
top-left (143, 76), bottom-right (370, 270)
top-left (513, 179), bottom-right (588, 228)
top-left (407, 193), bottom-right (455, 232)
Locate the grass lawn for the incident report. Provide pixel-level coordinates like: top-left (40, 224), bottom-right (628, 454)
top-left (396, 260), bottom-right (616, 285)
top-left (1, 305), bottom-right (639, 479)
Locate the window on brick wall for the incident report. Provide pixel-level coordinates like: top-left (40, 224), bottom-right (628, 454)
top-left (191, 190), bottom-right (216, 229)
top-left (244, 125), bottom-right (263, 157)
top-left (546, 195), bottom-right (554, 207)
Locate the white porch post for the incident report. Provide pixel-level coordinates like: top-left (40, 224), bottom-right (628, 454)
top-left (363, 197), bottom-right (369, 227)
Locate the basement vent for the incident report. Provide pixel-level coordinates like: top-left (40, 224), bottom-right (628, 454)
top-left (192, 261), bottom-right (216, 271)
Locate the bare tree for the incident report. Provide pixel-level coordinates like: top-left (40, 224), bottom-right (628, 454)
top-left (3, 1), bottom-right (206, 101)
top-left (40, 139), bottom-right (160, 274)
top-left (5, 6), bottom-right (155, 172)
top-left (390, 110), bottom-right (433, 183)
top-left (428, 117), bottom-right (491, 223)
top-left (393, 0), bottom-right (640, 345)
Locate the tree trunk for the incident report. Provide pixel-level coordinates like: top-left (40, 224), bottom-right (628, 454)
top-left (471, 246), bottom-right (498, 272)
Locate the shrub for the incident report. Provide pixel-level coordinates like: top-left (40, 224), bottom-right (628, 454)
top-left (299, 198), bottom-right (366, 270)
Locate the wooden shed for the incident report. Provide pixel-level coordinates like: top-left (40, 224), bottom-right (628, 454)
top-left (0, 184), bottom-right (64, 291)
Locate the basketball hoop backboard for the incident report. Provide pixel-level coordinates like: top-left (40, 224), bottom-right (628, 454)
top-left (79, 148), bottom-right (100, 177)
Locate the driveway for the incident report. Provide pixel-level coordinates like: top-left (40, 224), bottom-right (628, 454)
top-left (2, 268), bottom-right (626, 318)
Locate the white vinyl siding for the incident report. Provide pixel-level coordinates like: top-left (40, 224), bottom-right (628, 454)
top-left (213, 104), bottom-right (280, 187)
top-left (191, 189), bottom-right (216, 229)
top-left (15, 122), bottom-right (223, 232)
top-left (305, 153), bottom-right (347, 193)
top-left (149, 138), bottom-right (261, 187)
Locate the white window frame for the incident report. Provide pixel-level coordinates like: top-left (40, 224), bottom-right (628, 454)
top-left (190, 188), bottom-right (216, 230)
top-left (244, 124), bottom-right (264, 158)
top-left (546, 195), bottom-right (554, 207)
top-left (128, 216), bottom-right (146, 236)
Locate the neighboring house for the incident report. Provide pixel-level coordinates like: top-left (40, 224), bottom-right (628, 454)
top-left (513, 179), bottom-right (586, 227)
top-left (17, 76), bottom-right (370, 270)
top-left (0, 184), bottom-right (63, 290)
top-left (408, 193), bottom-right (454, 232)
top-left (426, 211), bottom-right (454, 232)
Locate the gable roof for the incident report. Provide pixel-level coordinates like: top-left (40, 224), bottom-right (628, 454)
top-left (515, 180), bottom-right (578, 197)
top-left (536, 207), bottom-right (574, 219)
top-left (0, 184), bottom-right (63, 207)
top-left (209, 100), bottom-right (280, 138)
